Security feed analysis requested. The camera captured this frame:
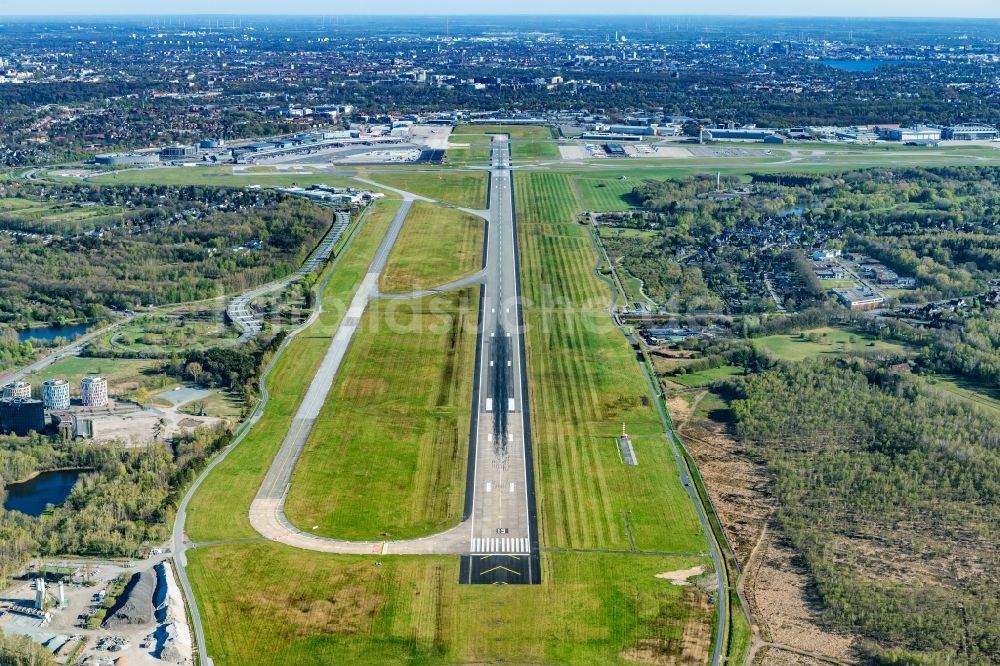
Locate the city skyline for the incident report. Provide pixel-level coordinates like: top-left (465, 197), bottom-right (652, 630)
top-left (2, 1), bottom-right (1000, 18)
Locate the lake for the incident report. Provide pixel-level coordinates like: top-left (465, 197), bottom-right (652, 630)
top-left (820, 59), bottom-right (906, 72)
top-left (17, 322), bottom-right (90, 343)
top-left (4, 469), bottom-right (85, 516)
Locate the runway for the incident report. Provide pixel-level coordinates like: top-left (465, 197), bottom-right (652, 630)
top-left (244, 137), bottom-right (538, 580)
top-left (459, 136), bottom-right (540, 584)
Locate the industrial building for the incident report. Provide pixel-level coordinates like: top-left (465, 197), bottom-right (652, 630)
top-left (835, 289), bottom-right (885, 311)
top-left (94, 153), bottom-right (160, 166)
top-left (2, 381), bottom-right (31, 399)
top-left (159, 145), bottom-right (198, 159)
top-left (881, 125), bottom-right (942, 142)
top-left (42, 379), bottom-right (71, 410)
top-left (198, 139), bottom-right (226, 149)
top-left (944, 124), bottom-right (999, 141)
top-left (703, 127), bottom-right (780, 141)
top-left (80, 376), bottom-right (108, 407)
top-left (0, 397), bottom-right (45, 436)
top-left (579, 132), bottom-right (643, 142)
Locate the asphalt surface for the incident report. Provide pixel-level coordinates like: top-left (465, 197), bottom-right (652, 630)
top-left (460, 137), bottom-right (540, 583)
top-left (241, 138), bottom-right (540, 574)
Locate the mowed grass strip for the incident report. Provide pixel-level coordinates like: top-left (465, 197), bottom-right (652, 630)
top-left (184, 199), bottom-right (401, 542)
top-left (512, 140), bottom-right (560, 161)
top-left (284, 288), bottom-right (478, 540)
top-left (515, 171), bottom-right (608, 310)
top-left (452, 124), bottom-right (553, 140)
top-left (365, 171), bottom-right (488, 209)
top-left (515, 171), bottom-right (707, 554)
top-left (187, 542), bottom-right (713, 666)
top-left (576, 176), bottom-right (640, 212)
top-left (379, 201), bottom-right (484, 294)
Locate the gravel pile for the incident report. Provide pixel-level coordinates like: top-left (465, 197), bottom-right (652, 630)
top-left (103, 570), bottom-right (155, 627)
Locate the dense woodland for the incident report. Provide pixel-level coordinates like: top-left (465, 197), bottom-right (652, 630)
top-left (732, 361), bottom-right (1000, 664)
top-left (0, 426), bottom-right (230, 590)
top-left (0, 183), bottom-right (333, 327)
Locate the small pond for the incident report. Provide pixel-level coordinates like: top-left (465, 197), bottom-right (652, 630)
top-left (4, 469), bottom-right (86, 516)
top-left (17, 322), bottom-right (90, 343)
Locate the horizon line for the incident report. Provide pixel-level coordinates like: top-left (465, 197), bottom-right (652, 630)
top-left (0, 13), bottom-right (999, 20)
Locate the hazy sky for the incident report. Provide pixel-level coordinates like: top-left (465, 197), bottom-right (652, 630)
top-left (2, 1), bottom-right (998, 18)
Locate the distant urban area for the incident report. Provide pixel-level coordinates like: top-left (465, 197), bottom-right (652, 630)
top-left (0, 13), bottom-right (998, 666)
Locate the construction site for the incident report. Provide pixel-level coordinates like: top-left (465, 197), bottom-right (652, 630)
top-left (0, 556), bottom-right (192, 666)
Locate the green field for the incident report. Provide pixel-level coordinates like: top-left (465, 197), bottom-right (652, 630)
top-left (512, 140), bottom-right (560, 161)
top-left (515, 170), bottom-right (707, 553)
top-left (84, 166), bottom-right (370, 190)
top-left (24, 356), bottom-right (163, 397)
top-left (187, 544), bottom-right (713, 666)
top-left (453, 124), bottom-right (553, 140)
top-left (379, 202), bottom-right (484, 294)
top-left (667, 365), bottom-right (746, 388)
top-left (184, 199), bottom-right (401, 542)
top-left (363, 171), bottom-right (488, 209)
top-left (284, 288), bottom-right (478, 540)
top-left (755, 326), bottom-right (912, 362)
top-left (0, 197), bottom-right (124, 231)
top-left (923, 373), bottom-right (1000, 417)
top-left (576, 176), bottom-right (641, 212)
top-left (95, 311), bottom-right (236, 355)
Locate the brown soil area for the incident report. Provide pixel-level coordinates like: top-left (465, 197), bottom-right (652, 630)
top-left (621, 588), bottom-right (712, 666)
top-left (679, 390), bottom-right (862, 663)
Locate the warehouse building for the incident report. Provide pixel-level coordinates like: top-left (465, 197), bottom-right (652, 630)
top-left (42, 379), bottom-right (71, 410)
top-left (80, 376), bottom-right (108, 407)
top-left (0, 398), bottom-right (45, 436)
top-left (944, 124), bottom-right (999, 141)
top-left (882, 125), bottom-right (942, 142)
top-left (159, 145), bottom-right (198, 159)
top-left (835, 288), bottom-right (885, 311)
top-left (95, 153), bottom-right (160, 166)
top-left (2, 381), bottom-right (31, 400)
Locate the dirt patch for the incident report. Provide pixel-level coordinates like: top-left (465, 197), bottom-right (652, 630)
top-left (620, 589), bottom-right (711, 666)
top-left (683, 420), bottom-right (773, 564)
top-left (756, 646), bottom-right (841, 666)
top-left (682, 411), bottom-right (862, 663)
top-left (750, 534), bottom-right (858, 661)
top-left (268, 584), bottom-right (383, 636)
top-left (655, 566), bottom-right (705, 586)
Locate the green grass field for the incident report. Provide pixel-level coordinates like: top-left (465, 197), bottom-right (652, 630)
top-left (576, 176), bottom-right (641, 212)
top-left (923, 373), bottom-right (1000, 417)
top-left (363, 171), bottom-right (488, 209)
top-left (667, 365), bottom-right (746, 388)
top-left (755, 326), bottom-right (911, 362)
top-left (512, 140), bottom-right (560, 161)
top-left (453, 124), bottom-right (552, 140)
top-left (184, 199), bottom-right (401, 542)
top-left (379, 202), bottom-right (484, 294)
top-left (515, 170), bottom-right (707, 554)
top-left (85, 166), bottom-right (369, 190)
top-left (187, 544), bottom-right (714, 666)
top-left (24, 356), bottom-right (163, 397)
top-left (284, 288), bottom-right (478, 540)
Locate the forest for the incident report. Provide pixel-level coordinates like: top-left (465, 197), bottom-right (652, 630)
top-left (0, 183), bottom-right (333, 327)
top-left (0, 425), bottom-right (231, 590)
top-left (732, 361), bottom-right (1000, 664)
